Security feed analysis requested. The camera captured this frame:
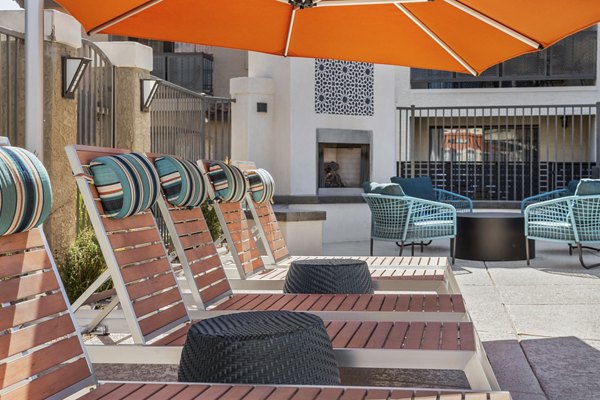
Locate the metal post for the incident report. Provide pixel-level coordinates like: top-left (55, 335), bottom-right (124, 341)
top-left (596, 102), bottom-right (600, 166)
top-left (25, 0), bottom-right (44, 160)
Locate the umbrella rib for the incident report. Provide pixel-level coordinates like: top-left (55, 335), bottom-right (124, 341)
top-left (393, 2), bottom-right (477, 76)
top-left (88, 0), bottom-right (164, 35)
top-left (285, 9), bottom-right (297, 57)
top-left (444, 0), bottom-right (541, 49)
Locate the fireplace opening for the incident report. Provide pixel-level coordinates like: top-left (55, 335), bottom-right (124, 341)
top-left (318, 143), bottom-right (370, 188)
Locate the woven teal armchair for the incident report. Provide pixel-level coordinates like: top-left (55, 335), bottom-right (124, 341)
top-left (434, 188), bottom-right (473, 213)
top-left (363, 193), bottom-right (457, 263)
top-left (520, 180), bottom-right (580, 212)
top-left (524, 194), bottom-right (600, 268)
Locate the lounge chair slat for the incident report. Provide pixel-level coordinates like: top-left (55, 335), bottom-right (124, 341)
top-left (152, 324), bottom-right (191, 346)
top-left (0, 336), bottom-right (83, 388)
top-left (0, 292), bottom-right (67, 331)
top-left (214, 293), bottom-right (251, 310)
top-left (141, 383), bottom-right (193, 400)
top-left (265, 387), bottom-right (299, 400)
top-left (108, 228), bottom-right (161, 249)
top-left (339, 388), bottom-right (368, 400)
top-left (364, 321), bottom-right (394, 349)
top-left (277, 294), bottom-right (312, 311)
top-left (289, 387), bottom-right (322, 400)
top-left (122, 259), bottom-right (173, 283)
top-left (120, 383), bottom-right (169, 400)
top-left (138, 302), bottom-right (188, 337)
top-left (240, 386), bottom-right (278, 400)
top-left (191, 384), bottom-right (232, 400)
top-left (114, 243), bottom-right (167, 266)
top-left (0, 248), bottom-right (51, 278)
top-left (78, 383), bottom-right (124, 400)
top-left (180, 231), bottom-right (213, 249)
top-left (202, 267), bottom-right (228, 287)
top-left (175, 219), bottom-right (207, 236)
top-left (103, 212), bottom-right (157, 232)
top-left (441, 322), bottom-right (460, 351)
top-left (451, 295), bottom-right (466, 313)
top-left (236, 294), bottom-right (275, 310)
top-left (258, 294), bottom-right (294, 310)
top-left (313, 388), bottom-right (345, 400)
top-left (0, 229), bottom-right (44, 254)
top-left (133, 287), bottom-right (183, 317)
top-left (402, 322), bottom-right (426, 350)
top-left (200, 279), bottom-right (234, 304)
top-left (0, 314), bottom-right (74, 359)
top-left (347, 321), bottom-right (378, 348)
top-left (421, 322), bottom-right (442, 350)
top-left (331, 321), bottom-right (362, 348)
top-left (460, 323), bottom-right (476, 351)
top-left (186, 247), bottom-right (220, 269)
top-left (364, 389), bottom-right (390, 400)
top-left (221, 385), bottom-right (256, 400)
top-left (1, 357), bottom-right (90, 400)
top-left (387, 389), bottom-right (415, 399)
top-left (295, 294), bottom-right (323, 311)
top-left (337, 294), bottom-right (361, 311)
top-left (0, 269), bottom-right (60, 303)
top-left (169, 207), bottom-right (204, 223)
top-left (382, 322), bottom-right (410, 349)
top-left (324, 320), bottom-right (346, 340)
top-left (127, 271), bottom-right (179, 300)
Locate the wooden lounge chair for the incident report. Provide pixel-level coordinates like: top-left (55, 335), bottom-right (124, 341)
top-left (171, 159), bottom-right (469, 322)
top-left (66, 145), bottom-right (499, 390)
top-left (0, 146), bottom-right (510, 399)
top-left (201, 160), bottom-right (460, 294)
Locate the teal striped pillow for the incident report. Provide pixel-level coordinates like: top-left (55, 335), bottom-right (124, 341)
top-left (246, 168), bottom-right (275, 204)
top-left (0, 147), bottom-right (52, 235)
top-left (207, 161), bottom-right (248, 203)
top-left (90, 153), bottom-right (159, 219)
top-left (154, 156), bottom-right (207, 208)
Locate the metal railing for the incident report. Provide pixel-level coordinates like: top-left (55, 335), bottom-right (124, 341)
top-left (150, 79), bottom-right (233, 244)
top-left (150, 79), bottom-right (232, 161)
top-left (0, 27), bottom-right (24, 147)
top-left (398, 104), bottom-right (599, 202)
top-left (76, 39), bottom-right (116, 232)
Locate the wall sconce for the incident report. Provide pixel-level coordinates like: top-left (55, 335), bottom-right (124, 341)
top-left (140, 79), bottom-right (160, 112)
top-left (62, 56), bottom-right (91, 98)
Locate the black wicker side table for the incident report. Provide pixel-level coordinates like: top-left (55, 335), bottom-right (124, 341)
top-left (178, 311), bottom-right (341, 385)
top-left (284, 259), bottom-right (374, 294)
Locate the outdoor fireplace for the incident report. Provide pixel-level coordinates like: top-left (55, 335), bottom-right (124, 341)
top-left (317, 129), bottom-right (371, 193)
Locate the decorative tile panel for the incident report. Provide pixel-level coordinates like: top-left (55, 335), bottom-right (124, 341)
top-left (315, 59), bottom-right (374, 116)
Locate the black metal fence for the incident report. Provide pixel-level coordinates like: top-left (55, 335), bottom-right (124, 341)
top-left (398, 104), bottom-right (599, 201)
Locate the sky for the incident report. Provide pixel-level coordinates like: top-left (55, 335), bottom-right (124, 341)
top-left (0, 0), bottom-right (21, 10)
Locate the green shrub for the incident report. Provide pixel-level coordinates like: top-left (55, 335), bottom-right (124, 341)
top-left (202, 202), bottom-right (222, 240)
top-left (58, 228), bottom-right (112, 303)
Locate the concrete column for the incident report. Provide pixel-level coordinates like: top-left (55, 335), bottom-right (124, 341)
top-left (230, 77), bottom-right (275, 170)
top-left (96, 42), bottom-right (153, 152)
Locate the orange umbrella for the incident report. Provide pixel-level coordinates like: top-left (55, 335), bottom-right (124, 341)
top-left (56, 0), bottom-right (600, 75)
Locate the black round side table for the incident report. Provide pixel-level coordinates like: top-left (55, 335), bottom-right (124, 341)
top-left (284, 259), bottom-right (374, 294)
top-left (178, 311), bottom-right (341, 385)
top-left (456, 212), bottom-right (535, 261)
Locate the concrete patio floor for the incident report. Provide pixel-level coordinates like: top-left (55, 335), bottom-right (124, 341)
top-left (324, 236), bottom-right (600, 400)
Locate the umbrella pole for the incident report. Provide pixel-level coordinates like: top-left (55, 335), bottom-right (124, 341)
top-left (25, 0), bottom-right (44, 160)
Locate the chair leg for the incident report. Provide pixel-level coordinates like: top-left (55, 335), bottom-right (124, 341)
top-left (569, 244), bottom-right (573, 256)
top-left (411, 243), bottom-right (415, 256)
top-left (450, 238), bottom-right (456, 265)
top-left (420, 241), bottom-right (424, 253)
top-left (577, 243), bottom-right (600, 269)
top-left (399, 242), bottom-right (404, 256)
top-left (370, 239), bottom-right (373, 256)
top-left (526, 238), bottom-right (530, 266)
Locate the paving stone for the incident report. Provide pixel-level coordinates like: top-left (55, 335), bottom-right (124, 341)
top-left (508, 305), bottom-right (600, 340)
top-left (521, 336), bottom-right (600, 400)
top-left (498, 284), bottom-right (600, 305)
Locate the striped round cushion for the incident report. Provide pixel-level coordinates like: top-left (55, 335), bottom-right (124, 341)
top-left (246, 168), bottom-right (275, 204)
top-left (207, 161), bottom-right (247, 203)
top-left (90, 153), bottom-right (159, 219)
top-left (0, 147), bottom-right (52, 236)
top-left (154, 156), bottom-right (207, 208)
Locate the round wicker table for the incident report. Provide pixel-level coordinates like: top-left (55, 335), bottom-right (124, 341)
top-left (178, 311), bottom-right (341, 385)
top-left (284, 259), bottom-right (374, 294)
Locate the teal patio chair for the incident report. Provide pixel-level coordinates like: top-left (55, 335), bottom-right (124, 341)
top-left (363, 193), bottom-right (457, 263)
top-left (524, 179), bottom-right (600, 268)
top-left (520, 179), bottom-right (580, 212)
top-left (391, 176), bottom-right (473, 213)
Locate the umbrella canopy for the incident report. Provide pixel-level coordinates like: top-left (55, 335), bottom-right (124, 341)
top-left (56, 0), bottom-right (600, 75)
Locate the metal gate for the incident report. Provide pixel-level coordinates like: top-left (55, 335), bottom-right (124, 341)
top-left (398, 104), bottom-right (598, 202)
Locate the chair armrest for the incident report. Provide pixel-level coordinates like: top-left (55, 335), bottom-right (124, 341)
top-left (434, 188), bottom-right (473, 212)
top-left (408, 196), bottom-right (457, 221)
top-left (524, 196), bottom-right (574, 237)
top-left (520, 189), bottom-right (570, 213)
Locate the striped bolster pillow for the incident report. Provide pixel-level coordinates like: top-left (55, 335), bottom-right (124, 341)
top-left (154, 156), bottom-right (207, 208)
top-left (0, 147), bottom-right (52, 236)
top-left (246, 168), bottom-right (275, 204)
top-left (207, 161), bottom-right (248, 203)
top-left (90, 153), bottom-right (159, 219)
